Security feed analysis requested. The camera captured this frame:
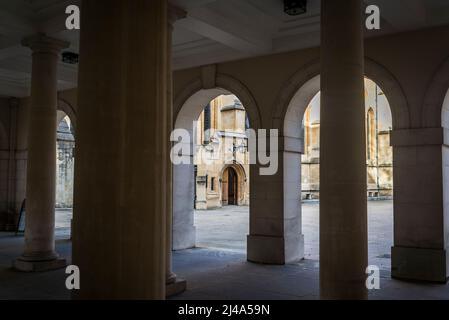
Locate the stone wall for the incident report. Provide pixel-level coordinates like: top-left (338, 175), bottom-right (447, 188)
top-left (56, 117), bottom-right (75, 208)
top-left (195, 94), bottom-right (250, 209)
top-left (300, 79), bottom-right (393, 200)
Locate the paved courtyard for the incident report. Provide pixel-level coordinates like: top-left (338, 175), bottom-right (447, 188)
top-left (54, 202), bottom-right (393, 270)
top-left (194, 201), bottom-right (393, 270)
top-left (0, 201), bottom-right (447, 300)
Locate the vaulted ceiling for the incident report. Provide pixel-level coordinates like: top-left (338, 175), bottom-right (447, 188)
top-left (0, 0), bottom-right (449, 97)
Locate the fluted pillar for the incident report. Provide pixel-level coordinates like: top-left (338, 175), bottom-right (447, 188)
top-left (166, 4), bottom-right (187, 297)
top-left (72, 0), bottom-right (169, 299)
top-left (320, 0), bottom-right (368, 299)
top-left (14, 34), bottom-right (69, 272)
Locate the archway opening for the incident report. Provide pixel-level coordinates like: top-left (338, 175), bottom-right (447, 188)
top-left (285, 77), bottom-right (394, 271)
top-left (55, 111), bottom-right (75, 239)
top-left (222, 166), bottom-right (238, 205)
top-left (174, 91), bottom-right (251, 254)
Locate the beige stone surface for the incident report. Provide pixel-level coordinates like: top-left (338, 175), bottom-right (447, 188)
top-left (72, 0), bottom-right (169, 299)
top-left (319, 0), bottom-right (368, 299)
top-left (15, 34), bottom-right (69, 270)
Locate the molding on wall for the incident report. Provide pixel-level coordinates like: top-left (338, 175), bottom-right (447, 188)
top-left (422, 55), bottom-right (449, 128)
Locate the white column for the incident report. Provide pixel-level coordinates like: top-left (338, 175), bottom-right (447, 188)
top-left (14, 34), bottom-right (69, 272)
top-left (72, 0), bottom-right (169, 299)
top-left (320, 0), bottom-right (368, 299)
top-left (166, 4), bottom-right (187, 297)
top-left (391, 127), bottom-right (448, 283)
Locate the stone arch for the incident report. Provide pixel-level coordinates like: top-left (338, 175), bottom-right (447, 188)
top-left (172, 72), bottom-right (260, 251)
top-left (422, 56), bottom-right (449, 128)
top-left (219, 162), bottom-right (247, 181)
top-left (274, 57), bottom-right (404, 263)
top-left (174, 74), bottom-right (261, 131)
top-left (426, 58), bottom-right (449, 269)
top-left (273, 57), bottom-right (410, 134)
top-left (55, 108), bottom-right (76, 210)
top-left (272, 58), bottom-right (320, 133)
top-left (367, 107), bottom-right (376, 161)
top-left (57, 99), bottom-right (77, 136)
top-left (364, 58), bottom-right (410, 130)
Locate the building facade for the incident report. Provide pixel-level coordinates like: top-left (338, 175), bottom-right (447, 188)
top-left (1, 0), bottom-right (449, 300)
top-left (56, 116), bottom-right (75, 208)
top-left (194, 95), bottom-right (250, 209)
top-left (301, 78), bottom-right (393, 200)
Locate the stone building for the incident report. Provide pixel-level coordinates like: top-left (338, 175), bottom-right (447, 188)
top-left (194, 95), bottom-right (250, 209)
top-left (302, 78), bottom-right (393, 200)
top-left (55, 115), bottom-right (75, 208)
top-left (0, 0), bottom-right (449, 301)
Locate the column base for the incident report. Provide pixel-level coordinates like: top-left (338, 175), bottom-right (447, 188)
top-left (247, 234), bottom-right (304, 265)
top-left (247, 235), bottom-right (284, 264)
top-left (391, 246), bottom-right (448, 283)
top-left (285, 233), bottom-right (304, 264)
top-left (13, 257), bottom-right (67, 272)
top-left (173, 225), bottom-right (196, 250)
top-left (166, 278), bottom-right (187, 298)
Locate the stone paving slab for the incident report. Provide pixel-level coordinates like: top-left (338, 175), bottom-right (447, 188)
top-left (0, 201), bottom-right (447, 300)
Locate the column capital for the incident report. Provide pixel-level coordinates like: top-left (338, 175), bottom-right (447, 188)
top-left (168, 4), bottom-right (187, 28)
top-left (22, 33), bottom-right (70, 55)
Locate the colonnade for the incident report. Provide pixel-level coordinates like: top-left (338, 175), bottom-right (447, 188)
top-left (13, 0), bottom-right (448, 300)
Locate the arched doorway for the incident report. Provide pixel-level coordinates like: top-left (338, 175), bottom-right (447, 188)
top-left (174, 93), bottom-right (251, 253)
top-left (55, 111), bottom-right (75, 239)
top-left (172, 75), bottom-right (260, 252)
top-left (220, 164), bottom-right (247, 206)
top-left (281, 70), bottom-right (397, 271)
top-left (223, 166), bottom-right (237, 205)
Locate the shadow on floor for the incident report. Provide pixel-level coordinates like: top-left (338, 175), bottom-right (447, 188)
top-left (0, 232), bottom-right (448, 300)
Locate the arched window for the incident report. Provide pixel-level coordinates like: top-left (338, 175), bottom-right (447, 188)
top-left (203, 103), bottom-right (211, 144)
top-left (367, 108), bottom-right (375, 161)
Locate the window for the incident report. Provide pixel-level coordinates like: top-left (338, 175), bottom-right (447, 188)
top-left (367, 108), bottom-right (375, 161)
top-left (211, 177), bottom-right (215, 191)
top-left (204, 103), bottom-right (211, 144)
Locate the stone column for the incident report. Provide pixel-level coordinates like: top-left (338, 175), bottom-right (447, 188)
top-left (7, 98), bottom-right (18, 229)
top-left (320, 0), bottom-right (368, 299)
top-left (247, 142), bottom-right (304, 265)
top-left (390, 127), bottom-right (448, 283)
top-left (73, 0), bottom-right (168, 299)
top-left (166, 4), bottom-right (187, 297)
top-left (14, 34), bottom-right (69, 272)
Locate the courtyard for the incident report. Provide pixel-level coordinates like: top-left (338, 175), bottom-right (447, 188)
top-left (0, 200), bottom-right (447, 300)
top-left (53, 201), bottom-right (394, 267)
top-left (194, 201), bottom-right (393, 271)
